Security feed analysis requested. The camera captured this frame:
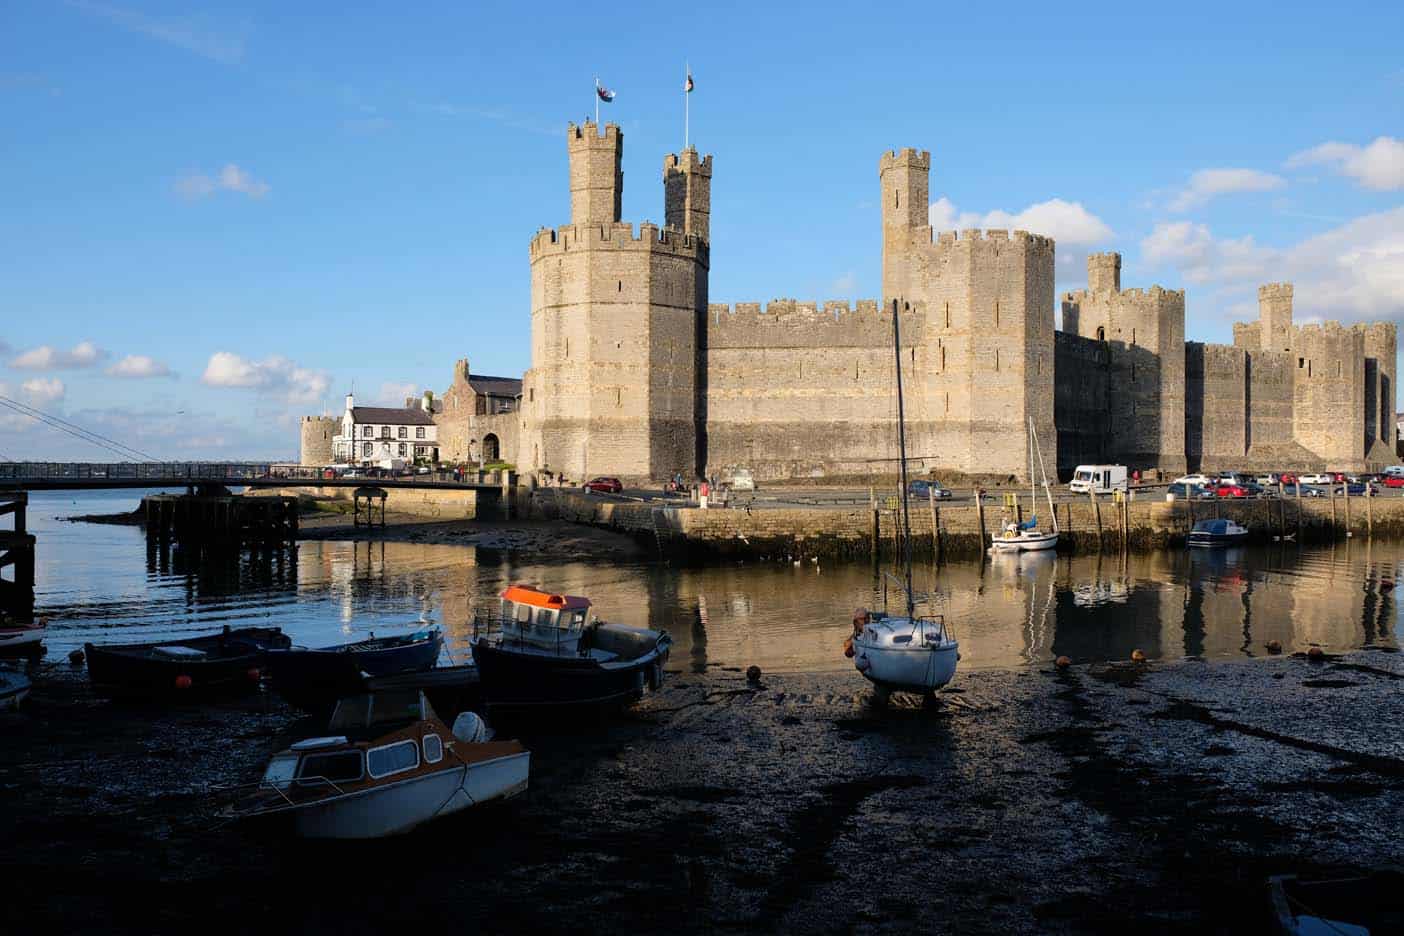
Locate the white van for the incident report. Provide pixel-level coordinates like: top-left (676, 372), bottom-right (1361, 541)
top-left (1070, 464), bottom-right (1128, 495)
top-left (1385, 466), bottom-right (1404, 478)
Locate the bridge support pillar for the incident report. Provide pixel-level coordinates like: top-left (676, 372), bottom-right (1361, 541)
top-left (0, 494), bottom-right (36, 623)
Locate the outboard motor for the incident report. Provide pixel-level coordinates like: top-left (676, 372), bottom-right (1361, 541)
top-left (451, 711), bottom-right (495, 743)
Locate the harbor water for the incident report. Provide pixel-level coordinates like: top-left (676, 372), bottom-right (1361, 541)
top-left (28, 490), bottom-right (1403, 666)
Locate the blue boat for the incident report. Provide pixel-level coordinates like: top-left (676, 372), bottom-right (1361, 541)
top-left (267, 629), bottom-right (444, 711)
top-left (1187, 518), bottom-right (1249, 548)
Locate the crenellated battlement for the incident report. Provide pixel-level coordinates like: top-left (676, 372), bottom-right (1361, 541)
top-left (664, 149), bottom-right (712, 174)
top-left (568, 120), bottom-right (621, 143)
top-left (529, 221), bottom-right (707, 260)
top-left (706, 297), bottom-right (924, 349)
top-left (1258, 282), bottom-right (1293, 301)
top-left (1062, 285), bottom-right (1186, 303)
top-left (879, 148), bottom-right (931, 172)
top-left (923, 228), bottom-right (1057, 252)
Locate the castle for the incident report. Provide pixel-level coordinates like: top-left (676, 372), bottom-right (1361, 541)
top-left (301, 123), bottom-right (1398, 482)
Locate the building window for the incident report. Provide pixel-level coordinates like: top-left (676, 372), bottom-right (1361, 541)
top-left (994, 349), bottom-right (1000, 372)
top-left (994, 301), bottom-right (1000, 328)
top-left (423, 734), bottom-right (443, 764)
top-left (362, 442), bottom-right (373, 457)
top-left (944, 302), bottom-right (950, 329)
top-left (1096, 326), bottom-right (1105, 342)
top-left (1298, 357), bottom-right (1305, 368)
top-left (416, 427), bottom-right (425, 439)
top-left (398, 426), bottom-right (407, 439)
top-left (363, 425), bottom-right (372, 438)
top-left (398, 443), bottom-right (406, 456)
top-left (381, 426), bottom-right (391, 439)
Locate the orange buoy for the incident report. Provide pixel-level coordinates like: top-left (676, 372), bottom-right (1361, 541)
top-left (1131, 649), bottom-right (1147, 663)
top-left (1265, 640), bottom-right (1283, 654)
top-left (1307, 646), bottom-right (1325, 660)
top-left (246, 667), bottom-right (261, 682)
top-left (174, 674), bottom-right (193, 690)
top-left (1055, 655), bottom-right (1071, 668)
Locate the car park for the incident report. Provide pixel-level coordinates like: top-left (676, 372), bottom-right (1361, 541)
top-left (1168, 482), bottom-right (1214, 500)
top-left (1298, 473), bottom-right (1332, 485)
top-left (1335, 482), bottom-right (1379, 497)
top-left (583, 477), bottom-right (623, 495)
top-left (908, 479), bottom-right (953, 499)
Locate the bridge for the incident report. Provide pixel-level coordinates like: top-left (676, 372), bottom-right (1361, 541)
top-left (0, 462), bottom-right (506, 492)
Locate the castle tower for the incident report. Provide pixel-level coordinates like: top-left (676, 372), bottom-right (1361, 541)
top-left (300, 415), bottom-right (337, 467)
top-left (664, 149), bottom-right (712, 240)
top-left (568, 121), bottom-right (623, 225)
top-left (1258, 283), bottom-right (1294, 354)
top-left (1358, 322), bottom-right (1396, 460)
top-left (1061, 254), bottom-right (1186, 475)
top-left (879, 148), bottom-right (931, 302)
top-left (523, 121), bottom-right (710, 482)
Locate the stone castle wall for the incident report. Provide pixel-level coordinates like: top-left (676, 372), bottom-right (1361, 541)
top-left (1053, 332), bottom-right (1110, 476)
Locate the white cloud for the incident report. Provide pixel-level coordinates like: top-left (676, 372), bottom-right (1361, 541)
top-left (9, 340), bottom-right (108, 370)
top-left (376, 381), bottom-right (419, 406)
top-left (201, 352), bottom-right (330, 405)
top-left (20, 377), bottom-right (65, 406)
top-left (928, 196), bottom-right (1112, 246)
top-left (66, 1), bottom-right (246, 64)
top-left (1168, 169), bottom-right (1286, 211)
top-left (1140, 206), bottom-right (1404, 321)
top-left (106, 354), bottom-right (174, 378)
top-left (175, 163), bottom-right (270, 200)
top-left (831, 272), bottom-right (857, 293)
top-left (1286, 137), bottom-right (1404, 191)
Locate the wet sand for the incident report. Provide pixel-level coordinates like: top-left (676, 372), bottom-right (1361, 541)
top-left (299, 513), bottom-right (650, 563)
top-left (3, 649), bottom-right (1402, 934)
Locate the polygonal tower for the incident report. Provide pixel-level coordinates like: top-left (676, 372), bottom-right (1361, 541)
top-left (521, 121), bottom-right (710, 483)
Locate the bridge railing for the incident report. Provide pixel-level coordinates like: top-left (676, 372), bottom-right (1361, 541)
top-left (0, 462), bottom-right (277, 482)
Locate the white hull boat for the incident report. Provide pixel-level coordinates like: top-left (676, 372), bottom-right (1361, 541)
top-left (989, 530), bottom-right (1059, 552)
top-left (852, 615), bottom-right (959, 695)
top-left (0, 622), bottom-right (45, 652)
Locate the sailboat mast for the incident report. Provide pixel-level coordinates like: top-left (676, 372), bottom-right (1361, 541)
top-left (891, 301), bottom-right (915, 619)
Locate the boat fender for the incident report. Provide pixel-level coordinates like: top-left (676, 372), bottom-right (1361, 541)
top-left (843, 636), bottom-right (855, 659)
top-left (854, 653), bottom-right (871, 673)
top-left (646, 661), bottom-right (662, 691)
top-left (174, 674), bottom-right (193, 690)
top-left (452, 711), bottom-right (495, 743)
top-left (246, 667), bottom-right (261, 683)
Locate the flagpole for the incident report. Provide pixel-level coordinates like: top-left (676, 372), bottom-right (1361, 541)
top-left (594, 75), bottom-right (599, 125)
top-left (684, 60), bottom-right (689, 150)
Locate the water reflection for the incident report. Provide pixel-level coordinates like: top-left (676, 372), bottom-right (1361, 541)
top-left (25, 492), bottom-right (1404, 671)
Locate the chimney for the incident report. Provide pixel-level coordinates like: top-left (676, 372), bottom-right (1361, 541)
top-left (345, 393), bottom-right (354, 413)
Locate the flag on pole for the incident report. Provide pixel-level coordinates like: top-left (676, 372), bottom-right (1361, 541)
top-left (685, 71), bottom-right (694, 93)
top-left (596, 79), bottom-right (615, 102)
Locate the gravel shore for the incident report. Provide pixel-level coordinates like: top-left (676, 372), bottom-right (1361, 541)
top-left (3, 648), bottom-right (1402, 934)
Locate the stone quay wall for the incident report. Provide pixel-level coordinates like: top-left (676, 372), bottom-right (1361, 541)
top-left (251, 485), bottom-right (490, 520)
top-left (530, 488), bottom-right (1404, 562)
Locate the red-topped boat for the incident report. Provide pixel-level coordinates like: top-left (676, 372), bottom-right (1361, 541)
top-left (471, 585), bottom-right (670, 712)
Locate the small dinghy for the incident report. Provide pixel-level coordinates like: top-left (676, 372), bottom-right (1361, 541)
top-left (266, 628), bottom-right (443, 711)
top-left (0, 667), bottom-right (31, 711)
top-left (1188, 518), bottom-right (1249, 548)
top-left (471, 585), bottom-right (670, 712)
top-left (234, 689), bottom-right (528, 839)
top-left (84, 625), bottom-right (291, 697)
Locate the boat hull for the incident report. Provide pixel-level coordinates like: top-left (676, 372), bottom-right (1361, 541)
top-left (989, 532), bottom-right (1059, 552)
top-left (84, 627), bottom-right (290, 697)
top-left (288, 752), bottom-right (530, 839)
top-left (1187, 532), bottom-right (1249, 548)
top-left (267, 631), bottom-right (443, 710)
top-left (855, 642), bottom-right (959, 693)
top-left (472, 640), bottom-right (667, 711)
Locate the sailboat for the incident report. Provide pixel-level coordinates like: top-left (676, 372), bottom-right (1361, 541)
top-left (847, 301), bottom-right (960, 699)
top-left (989, 417), bottom-right (1060, 553)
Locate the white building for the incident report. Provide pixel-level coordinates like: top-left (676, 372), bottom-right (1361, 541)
top-left (332, 393), bottom-right (439, 466)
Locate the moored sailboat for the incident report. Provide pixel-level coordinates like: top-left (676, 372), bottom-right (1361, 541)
top-left (990, 417), bottom-right (1060, 553)
top-left (846, 301), bottom-right (960, 699)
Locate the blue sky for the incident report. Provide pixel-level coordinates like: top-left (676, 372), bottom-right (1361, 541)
top-left (2, 0), bottom-right (1401, 460)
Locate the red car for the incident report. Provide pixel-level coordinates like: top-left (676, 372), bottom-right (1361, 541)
top-left (583, 477), bottom-right (623, 495)
top-left (1214, 483), bottom-right (1250, 498)
top-left (1384, 476), bottom-right (1404, 488)
top-left (1279, 473), bottom-right (1298, 485)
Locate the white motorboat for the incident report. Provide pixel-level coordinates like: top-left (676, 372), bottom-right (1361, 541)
top-left (989, 419), bottom-right (1059, 553)
top-left (235, 689), bottom-right (529, 839)
top-left (847, 300), bottom-right (959, 699)
top-left (1187, 518), bottom-right (1249, 548)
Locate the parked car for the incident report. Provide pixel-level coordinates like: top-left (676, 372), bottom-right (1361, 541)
top-left (1214, 482), bottom-right (1264, 498)
top-left (1298, 473), bottom-right (1332, 485)
top-left (1299, 485), bottom-right (1328, 497)
top-left (1167, 482), bottom-right (1214, 500)
top-left (1383, 475), bottom-right (1404, 488)
top-left (1279, 473), bottom-right (1299, 486)
top-left (583, 477), bottom-right (623, 495)
top-left (1384, 465), bottom-right (1404, 478)
top-left (1174, 473), bottom-right (1213, 487)
top-left (1335, 482), bottom-right (1379, 497)
top-left (1216, 472), bottom-right (1252, 487)
top-left (908, 479), bottom-right (953, 499)
top-left (1255, 473), bottom-right (1280, 486)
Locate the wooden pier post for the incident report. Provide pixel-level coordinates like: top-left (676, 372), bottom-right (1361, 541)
top-left (870, 508), bottom-right (880, 564)
top-left (1090, 489), bottom-right (1102, 551)
top-left (928, 486), bottom-right (939, 564)
top-left (1295, 481), bottom-right (1303, 542)
top-left (1344, 483), bottom-right (1351, 536)
top-left (1366, 482), bottom-right (1373, 539)
top-left (0, 494), bottom-right (37, 622)
top-left (976, 489), bottom-right (987, 552)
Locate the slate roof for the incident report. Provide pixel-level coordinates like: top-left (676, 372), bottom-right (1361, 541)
top-left (468, 374), bottom-right (523, 398)
top-left (350, 406), bottom-right (436, 426)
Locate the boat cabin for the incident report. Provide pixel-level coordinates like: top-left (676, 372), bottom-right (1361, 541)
top-left (495, 585), bottom-right (594, 654)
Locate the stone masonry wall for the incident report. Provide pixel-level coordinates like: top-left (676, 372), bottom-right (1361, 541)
top-left (1186, 342), bottom-right (1245, 469)
top-left (1053, 332), bottom-right (1109, 479)
top-left (299, 416), bottom-right (337, 467)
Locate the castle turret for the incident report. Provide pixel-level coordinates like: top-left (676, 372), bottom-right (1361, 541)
top-left (664, 148), bottom-right (712, 241)
top-left (879, 148), bottom-right (931, 302)
top-left (1258, 283), bottom-right (1293, 354)
top-left (1087, 252), bottom-right (1122, 294)
top-left (568, 121), bottom-right (623, 225)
